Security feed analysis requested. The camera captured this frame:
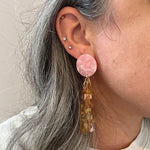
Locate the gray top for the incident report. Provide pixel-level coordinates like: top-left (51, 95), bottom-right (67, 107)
top-left (89, 118), bottom-right (150, 150)
top-left (0, 106), bottom-right (150, 150)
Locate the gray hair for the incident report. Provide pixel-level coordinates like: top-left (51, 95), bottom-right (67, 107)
top-left (6, 0), bottom-right (111, 150)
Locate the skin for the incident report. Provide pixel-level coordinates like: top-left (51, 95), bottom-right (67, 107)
top-left (56, 0), bottom-right (150, 149)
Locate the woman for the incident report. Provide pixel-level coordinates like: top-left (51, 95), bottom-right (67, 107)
top-left (0, 0), bottom-right (150, 149)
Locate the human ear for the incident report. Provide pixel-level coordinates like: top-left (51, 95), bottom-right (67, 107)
top-left (56, 7), bottom-right (95, 59)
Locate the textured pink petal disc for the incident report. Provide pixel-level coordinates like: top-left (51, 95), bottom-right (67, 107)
top-left (76, 54), bottom-right (97, 77)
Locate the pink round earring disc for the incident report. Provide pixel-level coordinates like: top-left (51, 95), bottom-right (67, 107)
top-left (76, 54), bottom-right (97, 77)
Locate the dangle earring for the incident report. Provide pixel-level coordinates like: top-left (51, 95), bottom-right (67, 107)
top-left (76, 54), bottom-right (97, 135)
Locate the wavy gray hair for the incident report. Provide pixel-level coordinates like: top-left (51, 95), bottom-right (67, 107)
top-left (6, 0), bottom-right (111, 149)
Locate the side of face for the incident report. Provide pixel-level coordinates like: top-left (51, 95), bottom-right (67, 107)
top-left (92, 0), bottom-right (150, 115)
top-left (55, 0), bottom-right (150, 116)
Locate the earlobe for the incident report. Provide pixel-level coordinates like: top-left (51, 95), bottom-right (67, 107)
top-left (56, 7), bottom-right (94, 59)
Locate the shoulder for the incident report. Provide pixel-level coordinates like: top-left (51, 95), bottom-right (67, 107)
top-left (144, 117), bottom-right (150, 124)
top-left (143, 117), bottom-right (150, 132)
top-left (0, 105), bottom-right (38, 150)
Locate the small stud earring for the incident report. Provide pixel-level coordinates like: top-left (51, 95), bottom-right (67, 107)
top-left (63, 37), bottom-right (67, 41)
top-left (69, 46), bottom-right (72, 50)
top-left (61, 15), bottom-right (65, 20)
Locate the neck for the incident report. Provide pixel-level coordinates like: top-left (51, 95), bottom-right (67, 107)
top-left (91, 77), bottom-right (143, 150)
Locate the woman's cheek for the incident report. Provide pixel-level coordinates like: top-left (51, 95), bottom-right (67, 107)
top-left (94, 29), bottom-right (149, 102)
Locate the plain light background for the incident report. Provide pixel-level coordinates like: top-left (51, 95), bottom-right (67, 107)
top-left (0, 0), bottom-right (45, 123)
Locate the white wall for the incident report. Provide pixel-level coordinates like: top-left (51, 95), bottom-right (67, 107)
top-left (0, 0), bottom-right (45, 123)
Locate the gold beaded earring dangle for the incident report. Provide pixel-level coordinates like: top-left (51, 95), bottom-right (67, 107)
top-left (76, 54), bottom-right (97, 135)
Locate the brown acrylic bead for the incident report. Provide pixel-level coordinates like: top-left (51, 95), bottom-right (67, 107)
top-left (80, 77), bottom-right (95, 135)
